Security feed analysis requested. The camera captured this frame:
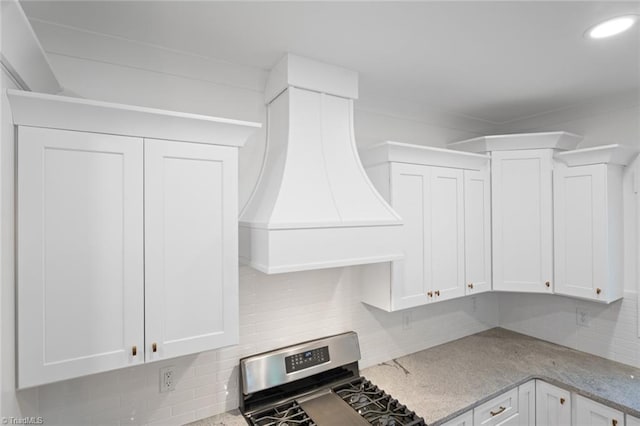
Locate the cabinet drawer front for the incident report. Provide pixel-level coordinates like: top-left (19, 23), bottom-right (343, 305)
top-left (442, 411), bottom-right (473, 426)
top-left (474, 388), bottom-right (519, 426)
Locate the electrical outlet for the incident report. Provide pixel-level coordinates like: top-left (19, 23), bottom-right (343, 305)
top-left (160, 366), bottom-right (175, 393)
top-left (576, 308), bottom-right (590, 327)
top-left (402, 311), bottom-right (412, 330)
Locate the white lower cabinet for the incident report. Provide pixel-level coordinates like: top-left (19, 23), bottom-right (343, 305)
top-left (474, 387), bottom-right (519, 426)
top-left (442, 410), bottom-right (473, 426)
top-left (574, 394), bottom-right (623, 426)
top-left (12, 91), bottom-right (257, 388)
top-left (536, 380), bottom-right (571, 426)
top-left (519, 380), bottom-right (536, 426)
top-left (456, 381), bottom-right (632, 426)
top-left (627, 415), bottom-right (640, 426)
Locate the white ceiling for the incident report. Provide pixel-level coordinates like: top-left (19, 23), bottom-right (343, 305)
top-left (21, 1), bottom-right (640, 124)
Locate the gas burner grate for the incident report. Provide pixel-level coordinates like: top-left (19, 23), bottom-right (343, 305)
top-left (249, 400), bottom-right (316, 426)
top-left (333, 378), bottom-right (426, 426)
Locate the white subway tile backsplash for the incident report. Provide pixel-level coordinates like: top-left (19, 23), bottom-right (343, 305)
top-left (499, 291), bottom-right (639, 369)
top-left (33, 270), bottom-right (638, 426)
top-left (31, 265), bottom-right (499, 425)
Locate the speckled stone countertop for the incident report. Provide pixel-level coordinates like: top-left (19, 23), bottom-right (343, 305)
top-left (362, 328), bottom-right (640, 425)
top-left (187, 328), bottom-right (640, 426)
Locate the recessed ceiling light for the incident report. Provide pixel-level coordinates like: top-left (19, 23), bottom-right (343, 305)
top-left (586, 15), bottom-right (638, 39)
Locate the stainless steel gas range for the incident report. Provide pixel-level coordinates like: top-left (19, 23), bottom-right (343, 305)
top-left (239, 332), bottom-right (425, 426)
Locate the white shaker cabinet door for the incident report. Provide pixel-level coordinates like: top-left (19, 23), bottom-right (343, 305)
top-left (144, 139), bottom-right (239, 361)
top-left (536, 380), bottom-right (571, 426)
top-left (390, 163), bottom-right (431, 309)
top-left (464, 168), bottom-right (492, 295)
top-left (518, 380), bottom-right (536, 426)
top-left (491, 149), bottom-right (553, 293)
top-left (428, 166), bottom-right (465, 302)
top-left (17, 126), bottom-right (144, 388)
top-left (553, 162), bottom-right (623, 303)
top-left (574, 395), bottom-right (623, 426)
top-left (627, 415), bottom-right (640, 426)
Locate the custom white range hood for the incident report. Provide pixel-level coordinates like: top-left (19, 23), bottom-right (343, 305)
top-left (239, 54), bottom-right (403, 274)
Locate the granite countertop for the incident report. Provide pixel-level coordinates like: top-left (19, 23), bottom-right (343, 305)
top-left (362, 328), bottom-right (640, 425)
top-left (188, 327), bottom-right (640, 426)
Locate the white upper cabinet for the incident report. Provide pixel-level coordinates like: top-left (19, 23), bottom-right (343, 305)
top-left (491, 149), bottom-right (554, 294)
top-left (359, 142), bottom-right (490, 311)
top-left (144, 139), bottom-right (239, 362)
top-left (9, 90), bottom-right (259, 388)
top-left (17, 127), bottom-right (145, 388)
top-left (464, 167), bottom-right (492, 295)
top-left (429, 166), bottom-right (466, 301)
top-left (450, 132), bottom-right (583, 296)
top-left (553, 145), bottom-right (637, 303)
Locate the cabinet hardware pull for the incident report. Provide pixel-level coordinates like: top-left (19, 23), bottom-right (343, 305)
top-left (132, 346), bottom-right (137, 356)
top-left (152, 343), bottom-right (157, 353)
top-left (427, 291), bottom-right (433, 297)
top-left (560, 398), bottom-right (565, 405)
top-left (435, 290), bottom-right (440, 296)
top-left (545, 281), bottom-right (550, 287)
top-left (490, 406), bottom-right (506, 417)
top-left (468, 283), bottom-right (474, 289)
top-left (612, 419), bottom-right (618, 426)
top-left (596, 288), bottom-right (602, 295)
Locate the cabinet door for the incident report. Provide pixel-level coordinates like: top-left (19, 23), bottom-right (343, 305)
top-left (390, 163), bottom-right (430, 309)
top-left (464, 168), bottom-right (492, 295)
top-left (17, 126), bottom-right (144, 388)
top-left (519, 380), bottom-right (536, 426)
top-left (492, 149), bottom-right (553, 293)
top-left (428, 166), bottom-right (465, 301)
top-left (536, 380), bottom-right (571, 426)
top-left (144, 139), bottom-right (239, 361)
top-left (554, 163), bottom-right (616, 302)
top-left (627, 415), bottom-right (640, 426)
top-left (574, 395), bottom-right (623, 426)
top-left (441, 411), bottom-right (473, 426)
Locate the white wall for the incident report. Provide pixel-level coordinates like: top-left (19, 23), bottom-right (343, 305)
top-left (1, 1), bottom-right (60, 420)
top-left (498, 95), bottom-right (640, 369)
top-left (11, 19), bottom-right (498, 426)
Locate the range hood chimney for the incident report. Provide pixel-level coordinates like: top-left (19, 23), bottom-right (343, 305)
top-left (239, 54), bottom-right (403, 274)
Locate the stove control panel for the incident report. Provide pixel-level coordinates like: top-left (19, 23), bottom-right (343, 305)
top-left (285, 346), bottom-right (330, 373)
